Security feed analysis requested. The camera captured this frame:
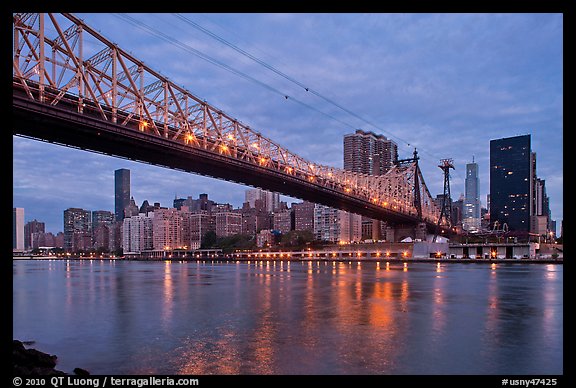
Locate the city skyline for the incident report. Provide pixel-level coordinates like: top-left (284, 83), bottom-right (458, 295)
top-left (13, 13), bottom-right (562, 234)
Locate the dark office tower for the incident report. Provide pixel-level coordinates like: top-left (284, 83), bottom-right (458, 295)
top-left (343, 129), bottom-right (398, 175)
top-left (115, 168), bottom-right (130, 221)
top-left (490, 135), bottom-right (532, 232)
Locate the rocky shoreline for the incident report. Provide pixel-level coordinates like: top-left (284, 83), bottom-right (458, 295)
top-left (13, 340), bottom-right (90, 376)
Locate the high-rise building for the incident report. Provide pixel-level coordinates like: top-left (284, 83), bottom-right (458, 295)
top-left (532, 178), bottom-right (551, 237)
top-left (185, 213), bottom-right (215, 250)
top-left (463, 159), bottom-right (481, 232)
top-left (123, 212), bottom-right (154, 253)
top-left (490, 135), bottom-right (533, 232)
top-left (313, 204), bottom-right (362, 243)
top-left (92, 225), bottom-right (110, 251)
top-left (36, 232), bottom-right (56, 248)
top-left (92, 210), bottom-right (114, 231)
top-left (13, 207), bottom-right (25, 251)
top-left (152, 208), bottom-right (182, 250)
top-left (124, 197), bottom-right (140, 218)
top-left (196, 194), bottom-right (214, 213)
top-left (245, 189), bottom-right (260, 208)
top-left (452, 194), bottom-right (465, 229)
top-left (114, 168), bottom-right (130, 221)
top-left (54, 232), bottom-right (65, 249)
top-left (343, 129), bottom-right (398, 240)
top-left (240, 198), bottom-right (272, 236)
top-left (215, 211), bottom-right (242, 237)
top-left (293, 201), bottom-right (315, 232)
top-left (173, 197), bottom-right (187, 210)
top-left (339, 210), bottom-right (362, 243)
top-left (245, 188), bottom-right (280, 212)
top-left (273, 209), bottom-right (292, 233)
top-left (343, 129), bottom-right (398, 175)
top-left (107, 221), bottom-right (123, 253)
top-left (63, 208), bottom-right (92, 252)
top-left (24, 219), bottom-right (45, 250)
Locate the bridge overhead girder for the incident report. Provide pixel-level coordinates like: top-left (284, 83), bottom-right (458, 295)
top-left (13, 13), bottom-right (444, 230)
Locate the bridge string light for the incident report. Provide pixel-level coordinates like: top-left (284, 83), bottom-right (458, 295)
top-left (13, 12), bottom-right (445, 228)
top-left (114, 14), bottom-right (426, 156)
top-left (112, 13), bottom-right (357, 131)
top-left (108, 14), bottom-right (462, 188)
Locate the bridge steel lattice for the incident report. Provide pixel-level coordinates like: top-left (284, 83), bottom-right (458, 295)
top-left (13, 13), bottom-right (445, 230)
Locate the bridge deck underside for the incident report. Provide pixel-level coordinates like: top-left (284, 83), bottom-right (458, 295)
top-left (13, 94), bottom-right (433, 228)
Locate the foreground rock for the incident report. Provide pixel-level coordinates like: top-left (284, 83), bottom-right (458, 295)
top-left (13, 340), bottom-right (89, 375)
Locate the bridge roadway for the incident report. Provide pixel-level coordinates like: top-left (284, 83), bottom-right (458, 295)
top-left (13, 85), bottom-right (438, 230)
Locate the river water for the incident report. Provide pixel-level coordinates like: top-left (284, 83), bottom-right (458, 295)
top-left (12, 259), bottom-right (563, 375)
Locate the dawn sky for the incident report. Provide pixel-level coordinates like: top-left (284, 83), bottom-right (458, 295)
top-left (13, 13), bottom-right (563, 235)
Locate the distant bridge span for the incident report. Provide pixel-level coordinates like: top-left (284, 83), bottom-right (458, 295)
top-left (12, 13), bottom-right (448, 232)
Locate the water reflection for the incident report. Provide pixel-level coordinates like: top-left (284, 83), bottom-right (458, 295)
top-left (432, 272), bottom-right (446, 337)
top-left (162, 261), bottom-right (173, 326)
top-left (13, 260), bottom-right (562, 375)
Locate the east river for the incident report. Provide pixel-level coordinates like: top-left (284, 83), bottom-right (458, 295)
top-left (13, 259), bottom-right (563, 375)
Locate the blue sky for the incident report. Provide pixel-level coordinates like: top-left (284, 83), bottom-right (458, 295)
top-left (13, 13), bottom-right (563, 235)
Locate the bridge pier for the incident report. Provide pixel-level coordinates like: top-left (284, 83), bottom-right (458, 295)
top-left (385, 222), bottom-right (428, 242)
top-left (415, 222), bottom-right (428, 241)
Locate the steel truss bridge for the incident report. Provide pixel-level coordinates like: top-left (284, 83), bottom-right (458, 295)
top-left (13, 13), bottom-right (449, 232)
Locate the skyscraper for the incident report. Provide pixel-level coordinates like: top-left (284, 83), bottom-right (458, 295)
top-left (463, 159), bottom-right (481, 232)
top-left (63, 208), bottom-right (92, 252)
top-left (343, 129), bottom-right (398, 175)
top-left (343, 129), bottom-right (397, 240)
top-left (13, 207), bottom-right (25, 251)
top-left (114, 168), bottom-right (130, 221)
top-left (490, 135), bottom-right (532, 232)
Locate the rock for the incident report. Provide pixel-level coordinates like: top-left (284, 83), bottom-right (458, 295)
top-left (13, 340), bottom-right (87, 376)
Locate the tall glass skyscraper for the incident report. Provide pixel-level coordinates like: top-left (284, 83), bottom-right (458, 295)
top-left (114, 168), bottom-right (130, 221)
top-left (463, 159), bottom-right (481, 232)
top-left (489, 135), bottom-right (532, 232)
